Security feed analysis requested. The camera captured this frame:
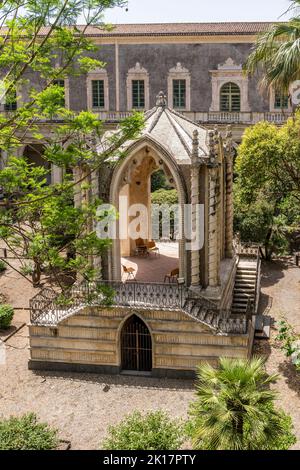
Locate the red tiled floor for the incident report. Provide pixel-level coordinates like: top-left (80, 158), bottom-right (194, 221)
top-left (121, 242), bottom-right (179, 283)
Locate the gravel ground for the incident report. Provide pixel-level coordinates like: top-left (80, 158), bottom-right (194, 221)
top-left (0, 323), bottom-right (194, 450)
top-left (255, 259), bottom-right (300, 450)
top-left (0, 258), bottom-right (299, 450)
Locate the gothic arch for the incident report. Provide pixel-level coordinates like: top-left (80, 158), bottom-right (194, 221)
top-left (109, 136), bottom-right (188, 282)
top-left (117, 312), bottom-right (154, 370)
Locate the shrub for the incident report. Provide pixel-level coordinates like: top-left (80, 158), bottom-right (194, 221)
top-left (0, 413), bottom-right (59, 450)
top-left (187, 357), bottom-right (296, 450)
top-left (20, 264), bottom-right (34, 276)
top-left (0, 304), bottom-right (14, 329)
top-left (276, 318), bottom-right (300, 370)
top-left (0, 260), bottom-right (7, 273)
top-left (102, 410), bottom-right (184, 450)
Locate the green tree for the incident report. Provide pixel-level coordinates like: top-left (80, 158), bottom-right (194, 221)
top-left (0, 1), bottom-right (144, 289)
top-left (102, 410), bottom-right (184, 450)
top-left (234, 116), bottom-right (300, 259)
top-left (246, 1), bottom-right (300, 93)
top-left (187, 357), bottom-right (296, 450)
top-left (151, 189), bottom-right (179, 240)
top-left (151, 170), bottom-right (172, 192)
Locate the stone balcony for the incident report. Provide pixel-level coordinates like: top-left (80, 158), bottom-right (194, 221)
top-left (97, 110), bottom-right (292, 125)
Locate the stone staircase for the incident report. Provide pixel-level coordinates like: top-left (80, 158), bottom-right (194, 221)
top-left (232, 260), bottom-right (258, 315)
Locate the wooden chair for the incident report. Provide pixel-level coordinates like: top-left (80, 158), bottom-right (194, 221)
top-left (122, 264), bottom-right (136, 281)
top-left (147, 240), bottom-right (160, 257)
top-left (164, 267), bottom-right (179, 283)
top-left (136, 238), bottom-right (145, 247)
top-left (134, 238), bottom-right (149, 257)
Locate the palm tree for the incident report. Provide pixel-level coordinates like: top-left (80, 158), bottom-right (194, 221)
top-left (246, 1), bottom-right (300, 93)
top-left (188, 357), bottom-right (291, 450)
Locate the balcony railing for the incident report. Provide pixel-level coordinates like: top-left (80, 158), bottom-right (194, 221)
top-left (1, 108), bottom-right (291, 125)
top-left (30, 280), bottom-right (249, 334)
top-left (96, 110), bottom-right (292, 125)
top-left (30, 281), bottom-right (189, 326)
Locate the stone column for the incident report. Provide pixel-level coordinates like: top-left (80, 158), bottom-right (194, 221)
top-left (190, 130), bottom-right (201, 286)
top-left (207, 131), bottom-right (220, 288)
top-left (51, 164), bottom-right (63, 184)
top-left (225, 126), bottom-right (234, 258)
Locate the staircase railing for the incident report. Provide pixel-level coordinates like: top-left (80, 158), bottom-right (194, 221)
top-left (30, 280), bottom-right (250, 334)
top-left (253, 249), bottom-right (262, 314)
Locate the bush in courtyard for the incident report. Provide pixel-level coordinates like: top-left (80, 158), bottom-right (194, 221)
top-left (102, 410), bottom-right (185, 450)
top-left (187, 357), bottom-right (296, 450)
top-left (0, 304), bottom-right (14, 329)
top-left (0, 413), bottom-right (59, 450)
top-left (0, 260), bottom-right (7, 273)
top-left (276, 318), bottom-right (300, 371)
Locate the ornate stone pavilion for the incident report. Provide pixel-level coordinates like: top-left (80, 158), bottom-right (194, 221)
top-left (28, 93), bottom-right (257, 378)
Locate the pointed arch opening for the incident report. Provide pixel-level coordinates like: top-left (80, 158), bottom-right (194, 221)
top-left (109, 138), bottom-right (188, 283)
top-left (121, 315), bottom-right (152, 372)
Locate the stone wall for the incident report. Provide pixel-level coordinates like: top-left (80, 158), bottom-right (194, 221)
top-left (29, 306), bottom-right (252, 378)
top-left (22, 42), bottom-right (269, 113)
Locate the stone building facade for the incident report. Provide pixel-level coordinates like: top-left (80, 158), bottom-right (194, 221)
top-left (2, 22), bottom-right (266, 377)
top-left (0, 22), bottom-right (293, 177)
top-left (28, 92), bottom-right (257, 378)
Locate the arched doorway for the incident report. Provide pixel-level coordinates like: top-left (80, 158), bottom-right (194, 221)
top-left (121, 315), bottom-right (152, 372)
top-left (109, 139), bottom-right (188, 282)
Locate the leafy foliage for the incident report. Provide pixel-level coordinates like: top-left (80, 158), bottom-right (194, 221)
top-left (0, 1), bottom-right (144, 291)
top-left (246, 1), bottom-right (300, 92)
top-left (102, 410), bottom-right (185, 450)
top-left (0, 304), bottom-right (14, 329)
top-left (234, 116), bottom-right (300, 259)
top-left (151, 170), bottom-right (173, 192)
top-left (0, 260), bottom-right (7, 273)
top-left (151, 189), bottom-right (179, 240)
top-left (0, 413), bottom-right (58, 450)
top-left (276, 318), bottom-right (300, 370)
top-left (187, 357), bottom-right (296, 450)
top-left (151, 189), bottom-right (179, 205)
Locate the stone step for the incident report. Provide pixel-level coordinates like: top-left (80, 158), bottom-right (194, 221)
top-left (232, 304), bottom-right (249, 310)
top-left (236, 273), bottom-right (256, 279)
top-left (233, 296), bottom-right (252, 302)
top-left (234, 286), bottom-right (255, 295)
top-left (237, 268), bottom-right (257, 273)
top-left (234, 280), bottom-right (255, 290)
top-left (235, 279), bottom-right (256, 285)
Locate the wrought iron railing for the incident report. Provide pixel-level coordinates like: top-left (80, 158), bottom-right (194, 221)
top-left (30, 279), bottom-right (250, 334)
top-left (253, 250), bottom-right (262, 315)
top-left (30, 280), bottom-right (189, 326)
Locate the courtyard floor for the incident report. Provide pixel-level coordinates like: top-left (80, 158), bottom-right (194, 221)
top-left (0, 258), bottom-right (300, 449)
top-left (121, 241), bottom-right (179, 283)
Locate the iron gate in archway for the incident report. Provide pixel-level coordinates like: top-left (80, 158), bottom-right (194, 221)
top-left (121, 315), bottom-right (152, 372)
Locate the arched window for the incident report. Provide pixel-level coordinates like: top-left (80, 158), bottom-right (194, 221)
top-left (220, 82), bottom-right (241, 112)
